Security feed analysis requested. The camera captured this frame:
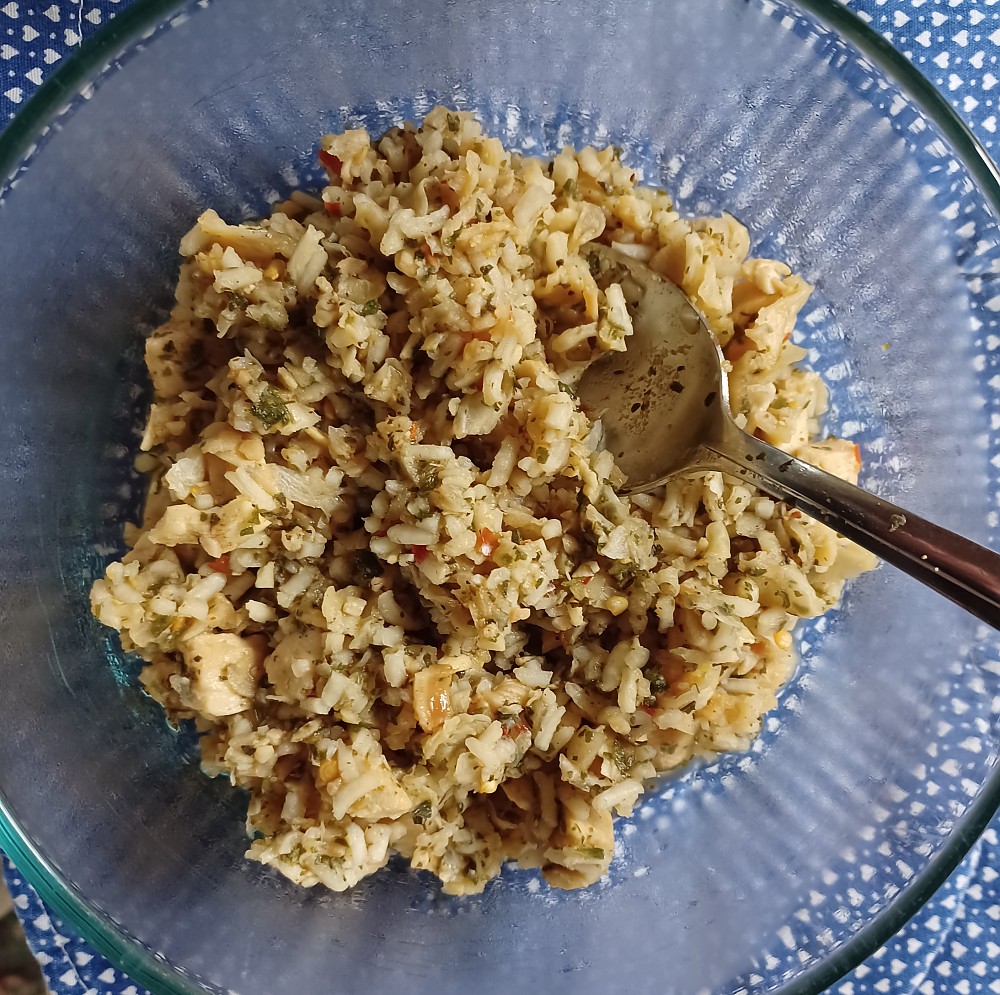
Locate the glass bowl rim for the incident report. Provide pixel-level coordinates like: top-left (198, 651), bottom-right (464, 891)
top-left (1, 1), bottom-right (999, 993)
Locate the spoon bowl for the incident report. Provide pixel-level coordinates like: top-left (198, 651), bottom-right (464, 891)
top-left (577, 243), bottom-right (1000, 628)
top-left (581, 245), bottom-right (729, 490)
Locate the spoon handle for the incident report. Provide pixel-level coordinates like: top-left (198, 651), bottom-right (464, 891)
top-left (701, 423), bottom-right (1000, 629)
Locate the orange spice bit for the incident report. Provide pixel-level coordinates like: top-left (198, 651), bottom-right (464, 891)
top-left (207, 555), bottom-right (231, 574)
top-left (323, 201), bottom-right (341, 216)
top-left (408, 421), bottom-right (420, 442)
top-left (853, 443), bottom-right (863, 469)
top-left (420, 242), bottom-right (437, 265)
top-left (501, 718), bottom-right (530, 739)
top-left (476, 527), bottom-right (499, 558)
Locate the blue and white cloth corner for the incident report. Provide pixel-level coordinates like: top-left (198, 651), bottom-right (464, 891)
top-left (2, 852), bottom-right (151, 995)
top-left (4, 1), bottom-right (1000, 993)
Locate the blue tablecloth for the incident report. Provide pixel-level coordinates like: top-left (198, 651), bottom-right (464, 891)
top-left (3, 2), bottom-right (1000, 993)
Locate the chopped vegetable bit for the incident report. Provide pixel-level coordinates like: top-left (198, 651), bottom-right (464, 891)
top-left (239, 509), bottom-right (261, 536)
top-left (416, 462), bottom-right (441, 494)
top-left (608, 561), bottom-right (647, 591)
top-left (318, 149), bottom-right (342, 172)
top-left (360, 299), bottom-right (380, 316)
top-left (207, 555), bottom-right (231, 575)
top-left (642, 663), bottom-right (669, 695)
top-left (500, 715), bottom-right (530, 738)
top-left (611, 741), bottom-right (635, 776)
top-left (250, 387), bottom-right (290, 429)
top-left (412, 800), bottom-right (433, 824)
top-left (476, 527), bottom-right (499, 558)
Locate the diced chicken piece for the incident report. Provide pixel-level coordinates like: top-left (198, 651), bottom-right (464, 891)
top-left (412, 664), bottom-right (453, 732)
top-left (797, 438), bottom-right (862, 485)
top-left (147, 503), bottom-right (204, 547)
top-left (542, 784), bottom-right (615, 890)
top-left (182, 632), bottom-right (266, 717)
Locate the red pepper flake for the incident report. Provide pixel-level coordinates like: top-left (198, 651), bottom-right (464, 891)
top-left (207, 555), bottom-right (231, 575)
top-left (501, 719), bottom-right (530, 738)
top-left (641, 704), bottom-right (658, 716)
top-left (318, 149), bottom-right (342, 172)
top-left (474, 377), bottom-right (484, 392)
top-left (412, 545), bottom-right (429, 564)
top-left (476, 527), bottom-right (499, 558)
top-left (323, 201), bottom-right (341, 216)
top-left (789, 510), bottom-right (802, 519)
top-left (581, 575), bottom-right (593, 586)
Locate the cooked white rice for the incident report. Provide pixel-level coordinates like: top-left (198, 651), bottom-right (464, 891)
top-left (90, 107), bottom-right (876, 895)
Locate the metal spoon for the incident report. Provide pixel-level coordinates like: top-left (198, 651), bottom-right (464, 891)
top-left (577, 244), bottom-right (1000, 629)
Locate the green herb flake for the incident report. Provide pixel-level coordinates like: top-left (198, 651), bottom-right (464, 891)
top-left (417, 462), bottom-right (442, 494)
top-left (562, 178), bottom-right (578, 198)
top-left (642, 664), bottom-right (669, 695)
top-left (239, 508), bottom-right (261, 536)
top-left (250, 387), bottom-right (290, 429)
top-left (446, 113), bottom-right (461, 133)
top-left (149, 615), bottom-right (171, 637)
top-left (608, 561), bottom-right (647, 591)
top-left (412, 800), bottom-right (433, 824)
top-left (588, 253), bottom-right (602, 278)
top-left (360, 299), bottom-right (380, 316)
top-left (576, 847), bottom-right (605, 860)
top-left (535, 446), bottom-right (550, 463)
top-left (510, 528), bottom-right (523, 544)
top-left (611, 741), bottom-right (635, 776)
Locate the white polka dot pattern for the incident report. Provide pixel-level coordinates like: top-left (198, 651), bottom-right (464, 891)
top-left (3, 2), bottom-right (1000, 995)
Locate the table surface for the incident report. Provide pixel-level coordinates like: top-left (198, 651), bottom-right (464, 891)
top-left (3, 1), bottom-right (1000, 993)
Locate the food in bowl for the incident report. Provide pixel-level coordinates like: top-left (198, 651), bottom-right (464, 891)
top-left (90, 107), bottom-right (876, 894)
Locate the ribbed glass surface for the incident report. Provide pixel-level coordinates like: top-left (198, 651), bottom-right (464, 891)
top-left (1, 2), bottom-right (998, 993)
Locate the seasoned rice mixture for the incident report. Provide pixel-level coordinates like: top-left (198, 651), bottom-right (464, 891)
top-left (91, 108), bottom-right (876, 894)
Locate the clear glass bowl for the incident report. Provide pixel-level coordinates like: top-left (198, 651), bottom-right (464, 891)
top-left (1, 1), bottom-right (998, 993)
